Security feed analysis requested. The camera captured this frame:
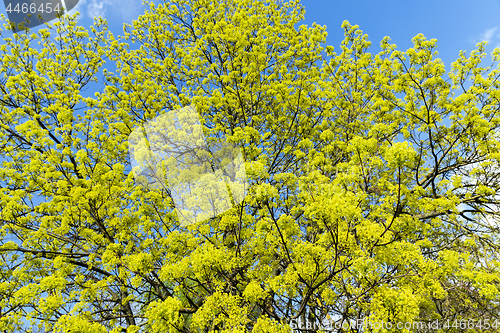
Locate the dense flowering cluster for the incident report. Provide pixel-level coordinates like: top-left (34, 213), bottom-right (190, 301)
top-left (1, 0), bottom-right (500, 332)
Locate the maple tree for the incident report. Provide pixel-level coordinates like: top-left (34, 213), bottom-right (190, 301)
top-left (1, 0), bottom-right (500, 332)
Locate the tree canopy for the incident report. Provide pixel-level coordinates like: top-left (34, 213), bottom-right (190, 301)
top-left (1, 0), bottom-right (500, 332)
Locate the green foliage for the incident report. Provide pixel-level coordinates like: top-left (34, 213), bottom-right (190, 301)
top-left (1, 0), bottom-right (500, 332)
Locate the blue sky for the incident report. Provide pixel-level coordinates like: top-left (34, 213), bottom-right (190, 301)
top-left (300, 0), bottom-right (500, 69)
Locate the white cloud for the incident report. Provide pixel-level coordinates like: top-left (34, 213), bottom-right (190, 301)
top-left (480, 27), bottom-right (498, 43)
top-left (470, 26), bottom-right (500, 46)
top-left (65, 0), bottom-right (143, 23)
top-left (86, 0), bottom-right (112, 19)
